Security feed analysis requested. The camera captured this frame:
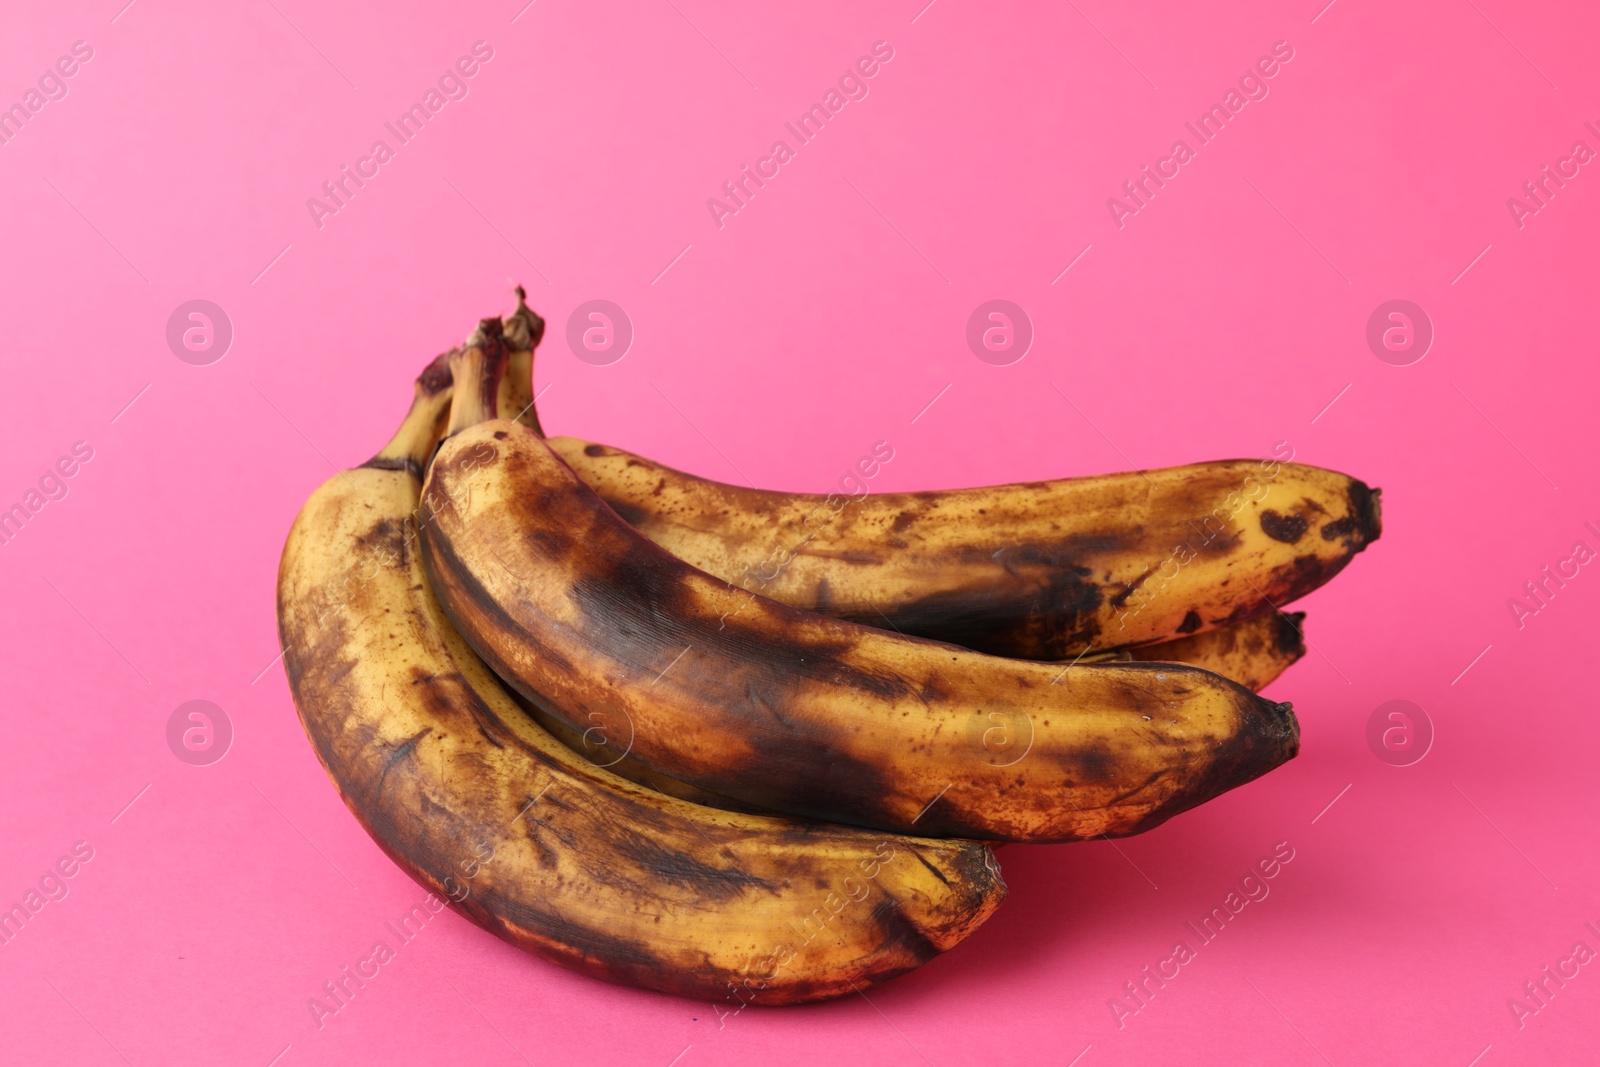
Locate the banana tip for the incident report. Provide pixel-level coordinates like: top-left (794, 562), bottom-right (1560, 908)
top-left (1270, 699), bottom-right (1299, 759)
top-left (417, 351), bottom-right (454, 395)
top-left (1354, 482), bottom-right (1383, 544)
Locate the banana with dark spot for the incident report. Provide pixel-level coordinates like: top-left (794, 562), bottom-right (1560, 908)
top-left (421, 316), bottom-right (1301, 843)
top-left (276, 356), bottom-right (1006, 1005)
top-left (495, 303), bottom-right (1378, 661)
top-left (530, 611), bottom-right (1310, 806)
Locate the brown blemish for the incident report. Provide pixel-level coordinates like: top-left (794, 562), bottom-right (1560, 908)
top-left (359, 456), bottom-right (425, 481)
top-left (608, 831), bottom-right (778, 900)
top-left (1349, 481), bottom-right (1383, 543)
top-left (1259, 511), bottom-right (1308, 543)
top-left (913, 851), bottom-right (951, 886)
top-left (1273, 612), bottom-right (1307, 658)
top-left (417, 352), bottom-right (454, 395)
top-left (917, 674), bottom-right (950, 704)
top-left (357, 518), bottom-right (410, 569)
top-left (378, 727), bottom-right (432, 789)
top-left (599, 497), bottom-right (650, 528)
top-left (1319, 516), bottom-right (1356, 541)
top-left (1109, 568), bottom-right (1153, 609)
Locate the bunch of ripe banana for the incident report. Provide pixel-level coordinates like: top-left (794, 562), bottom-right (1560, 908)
top-left (277, 290), bottom-right (1380, 1006)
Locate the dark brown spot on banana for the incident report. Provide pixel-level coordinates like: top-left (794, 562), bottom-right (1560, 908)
top-left (1318, 516), bottom-right (1355, 540)
top-left (607, 832), bottom-right (779, 899)
top-left (380, 728), bottom-right (431, 783)
top-left (1273, 612), bottom-right (1307, 657)
top-left (879, 565), bottom-right (1105, 661)
top-left (913, 852), bottom-right (952, 886)
top-left (601, 497), bottom-right (651, 527)
top-left (1259, 510), bottom-right (1309, 543)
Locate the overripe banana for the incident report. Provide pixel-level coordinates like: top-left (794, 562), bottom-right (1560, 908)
top-left (559, 442), bottom-right (1374, 660)
top-left (497, 324), bottom-right (1376, 661)
top-left (421, 318), bottom-right (1301, 843)
top-left (276, 357), bottom-right (1006, 1005)
top-left (530, 611), bottom-right (1309, 807)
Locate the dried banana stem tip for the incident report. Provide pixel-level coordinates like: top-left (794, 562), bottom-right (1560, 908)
top-left (505, 284), bottom-right (546, 350)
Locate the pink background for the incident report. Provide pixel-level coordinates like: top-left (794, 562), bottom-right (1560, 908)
top-left (2, 1), bottom-right (1597, 1063)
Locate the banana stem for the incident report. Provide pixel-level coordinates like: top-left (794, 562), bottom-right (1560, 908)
top-left (365, 352), bottom-right (456, 471)
top-left (447, 319), bottom-right (507, 435)
top-left (500, 285), bottom-right (546, 436)
top-left (502, 284), bottom-right (546, 352)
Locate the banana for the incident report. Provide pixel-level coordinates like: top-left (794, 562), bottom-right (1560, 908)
top-left (498, 325), bottom-right (1378, 661)
top-left (276, 357), bottom-right (1005, 1005)
top-left (422, 317), bottom-right (1301, 843)
top-left (554, 440), bottom-right (1375, 660)
top-left (530, 611), bottom-right (1309, 806)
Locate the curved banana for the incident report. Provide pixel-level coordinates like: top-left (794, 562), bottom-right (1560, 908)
top-left (499, 331), bottom-right (1377, 660)
top-left (277, 359), bottom-right (1005, 1005)
top-left (511, 298), bottom-right (1304, 809)
top-left (554, 440), bottom-right (1375, 660)
top-left (422, 320), bottom-right (1301, 843)
top-left (531, 611), bottom-right (1309, 806)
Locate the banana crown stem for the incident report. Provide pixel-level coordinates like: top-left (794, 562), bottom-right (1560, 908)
top-left (447, 319), bottom-right (507, 435)
top-left (499, 286), bottom-right (546, 436)
top-left (501, 285), bottom-right (546, 351)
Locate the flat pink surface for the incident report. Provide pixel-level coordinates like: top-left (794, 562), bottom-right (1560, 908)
top-left (2, 1), bottom-right (1597, 1064)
